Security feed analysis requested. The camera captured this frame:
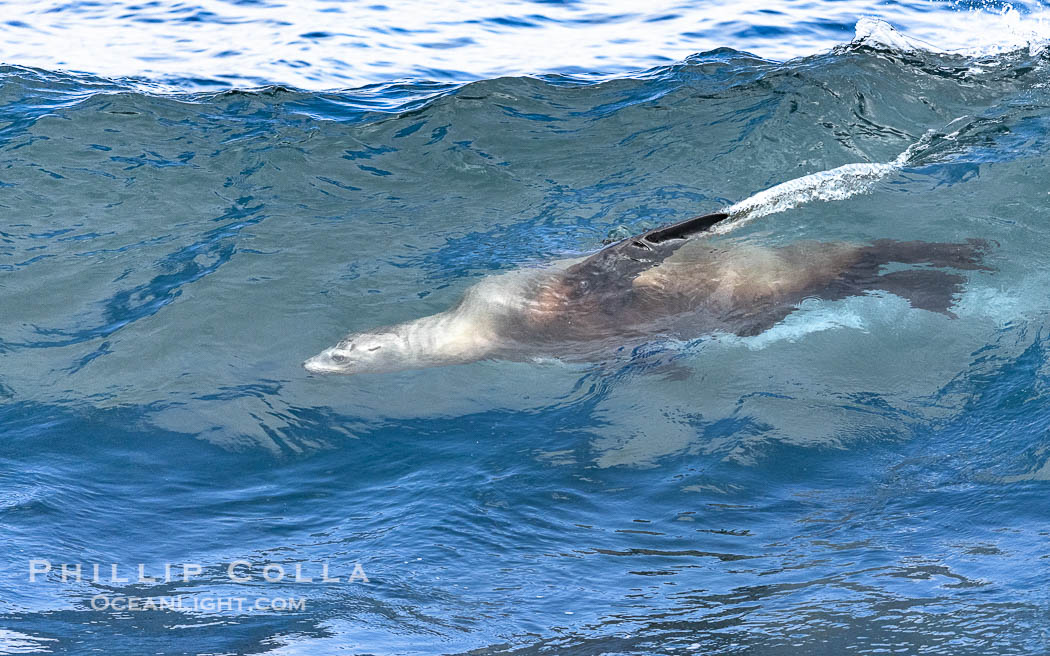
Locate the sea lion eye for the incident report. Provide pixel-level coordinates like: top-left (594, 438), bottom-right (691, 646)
top-left (331, 352), bottom-right (350, 364)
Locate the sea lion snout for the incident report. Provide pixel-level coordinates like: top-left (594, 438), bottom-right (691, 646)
top-left (304, 332), bottom-right (411, 374)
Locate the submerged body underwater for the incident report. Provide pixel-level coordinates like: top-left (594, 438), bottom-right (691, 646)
top-left (2, 1), bottom-right (1050, 654)
top-left (304, 213), bottom-right (994, 375)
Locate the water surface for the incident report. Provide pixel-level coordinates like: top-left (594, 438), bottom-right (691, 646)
top-left (2, 2), bottom-right (1050, 655)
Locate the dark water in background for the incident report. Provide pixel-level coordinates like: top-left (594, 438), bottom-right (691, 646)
top-left (3, 1), bottom-right (1050, 655)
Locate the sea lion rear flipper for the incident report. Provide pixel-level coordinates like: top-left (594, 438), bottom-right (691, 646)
top-left (863, 239), bottom-right (994, 271)
top-left (871, 269), bottom-right (966, 318)
top-left (851, 238), bottom-right (993, 317)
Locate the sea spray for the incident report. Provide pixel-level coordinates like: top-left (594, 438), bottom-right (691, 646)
top-left (715, 131), bottom-right (937, 233)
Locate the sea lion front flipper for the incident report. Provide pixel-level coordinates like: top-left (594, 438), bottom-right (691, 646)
top-left (640, 212), bottom-right (731, 243)
top-left (562, 211), bottom-right (729, 299)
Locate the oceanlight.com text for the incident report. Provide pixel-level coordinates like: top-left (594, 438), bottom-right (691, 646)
top-left (90, 595), bottom-right (308, 612)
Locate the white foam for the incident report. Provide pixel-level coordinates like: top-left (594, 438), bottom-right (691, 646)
top-left (715, 136), bottom-right (931, 233)
top-left (854, 8), bottom-right (1050, 58)
top-left (3, 1), bottom-right (1049, 89)
top-left (718, 297), bottom-right (876, 351)
top-left (953, 282), bottom-right (1036, 328)
top-left (717, 162), bottom-right (897, 233)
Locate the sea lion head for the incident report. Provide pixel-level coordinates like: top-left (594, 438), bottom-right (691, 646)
top-left (304, 268), bottom-right (553, 375)
top-left (303, 330), bottom-right (414, 375)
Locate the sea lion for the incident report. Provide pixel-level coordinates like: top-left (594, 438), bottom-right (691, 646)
top-left (303, 212), bottom-right (991, 374)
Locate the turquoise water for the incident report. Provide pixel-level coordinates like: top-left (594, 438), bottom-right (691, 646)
top-left (2, 1), bottom-right (1050, 654)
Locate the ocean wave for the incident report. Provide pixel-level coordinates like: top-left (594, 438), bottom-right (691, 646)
top-left (3, 7), bottom-right (1050, 654)
top-left (1, 1), bottom-right (1049, 89)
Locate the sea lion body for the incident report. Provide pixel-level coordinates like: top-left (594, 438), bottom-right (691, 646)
top-left (515, 240), bottom-right (864, 343)
top-left (304, 212), bottom-right (990, 374)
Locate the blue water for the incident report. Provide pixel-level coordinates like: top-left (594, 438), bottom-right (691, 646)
top-left (2, 1), bottom-right (1050, 654)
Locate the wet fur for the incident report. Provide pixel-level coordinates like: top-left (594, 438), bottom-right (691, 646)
top-left (305, 236), bottom-right (991, 374)
top-left (513, 238), bottom-right (989, 341)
